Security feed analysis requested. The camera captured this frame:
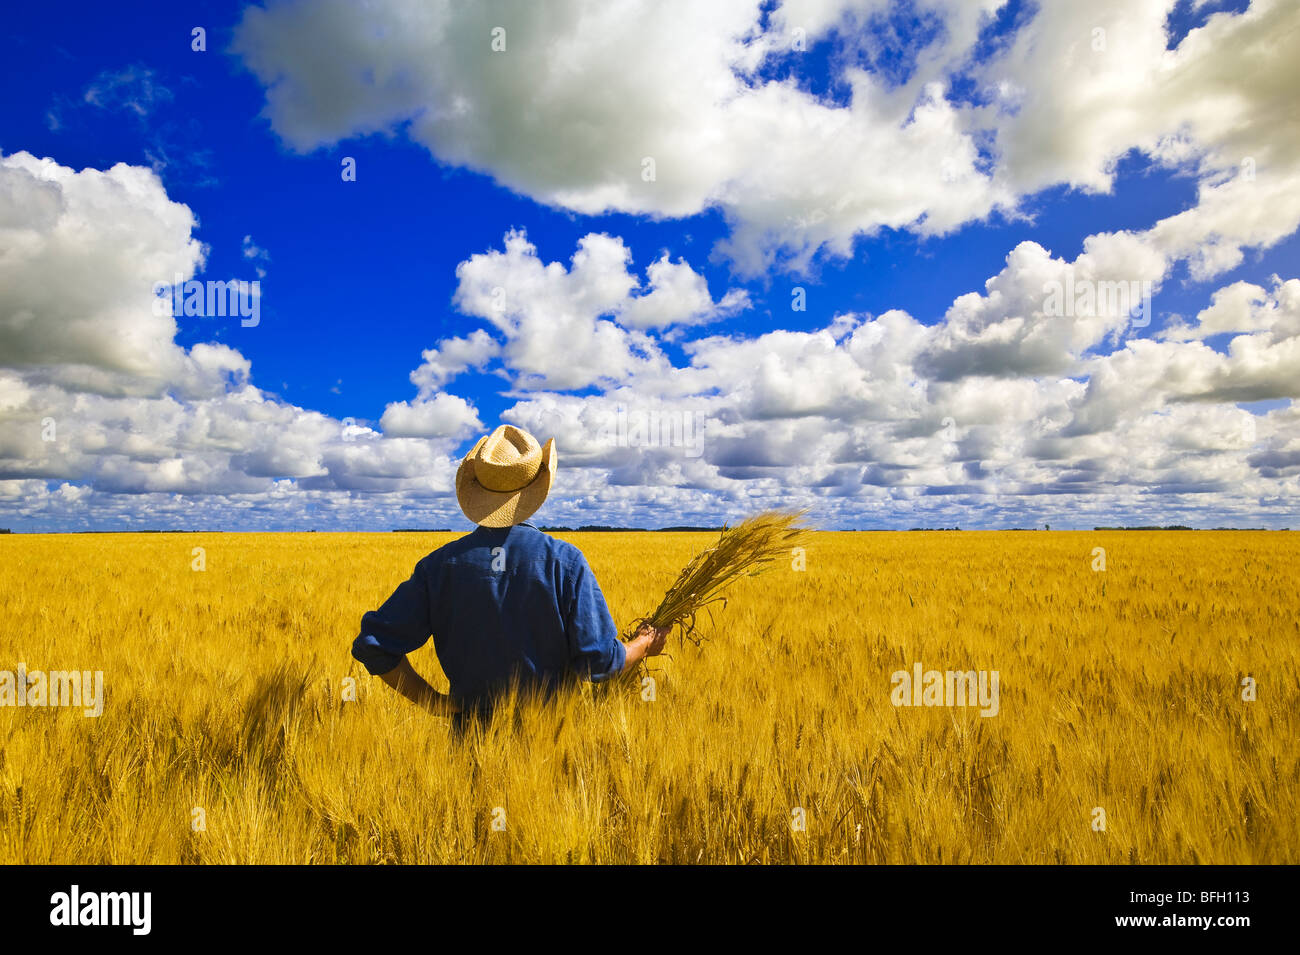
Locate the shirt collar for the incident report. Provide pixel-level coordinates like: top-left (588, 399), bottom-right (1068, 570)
top-left (475, 520), bottom-right (537, 531)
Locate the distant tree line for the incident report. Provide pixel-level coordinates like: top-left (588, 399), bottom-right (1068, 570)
top-left (539, 525), bottom-right (722, 532)
top-left (1093, 525), bottom-right (1194, 530)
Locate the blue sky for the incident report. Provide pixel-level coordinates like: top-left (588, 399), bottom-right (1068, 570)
top-left (1, 0), bottom-right (1298, 530)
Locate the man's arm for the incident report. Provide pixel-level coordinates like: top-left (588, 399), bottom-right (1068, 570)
top-left (352, 557), bottom-right (459, 717)
top-left (376, 657), bottom-right (460, 716)
top-left (564, 555), bottom-right (664, 682)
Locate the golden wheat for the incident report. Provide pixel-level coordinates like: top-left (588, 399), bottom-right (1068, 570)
top-left (0, 530), bottom-right (1295, 863)
top-left (634, 509), bottom-right (812, 645)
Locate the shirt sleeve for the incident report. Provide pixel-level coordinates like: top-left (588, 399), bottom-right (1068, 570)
top-left (564, 555), bottom-right (627, 683)
top-left (351, 558), bottom-right (434, 676)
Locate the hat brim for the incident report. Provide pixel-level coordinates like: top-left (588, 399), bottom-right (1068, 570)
top-left (456, 438), bottom-right (555, 528)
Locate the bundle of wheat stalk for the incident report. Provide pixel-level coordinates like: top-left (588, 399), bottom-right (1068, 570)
top-left (630, 509), bottom-right (812, 648)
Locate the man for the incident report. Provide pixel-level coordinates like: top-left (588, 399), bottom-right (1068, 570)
top-left (351, 424), bottom-right (667, 734)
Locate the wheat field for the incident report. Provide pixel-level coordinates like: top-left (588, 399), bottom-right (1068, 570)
top-left (0, 530), bottom-right (1295, 864)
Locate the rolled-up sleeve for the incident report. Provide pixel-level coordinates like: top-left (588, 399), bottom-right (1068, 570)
top-left (352, 559), bottom-right (434, 676)
top-left (564, 557), bottom-right (627, 682)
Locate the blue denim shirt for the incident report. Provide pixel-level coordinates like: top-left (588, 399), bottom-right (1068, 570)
top-left (351, 522), bottom-right (627, 723)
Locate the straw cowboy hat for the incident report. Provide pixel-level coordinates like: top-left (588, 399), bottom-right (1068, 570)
top-left (455, 424), bottom-right (557, 527)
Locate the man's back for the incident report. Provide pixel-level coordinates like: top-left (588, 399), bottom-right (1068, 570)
top-left (352, 424), bottom-right (666, 729)
top-left (352, 521), bottom-right (627, 724)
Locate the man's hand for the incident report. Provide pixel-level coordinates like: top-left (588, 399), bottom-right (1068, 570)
top-left (637, 621), bottom-right (669, 656)
top-left (621, 621), bottom-right (669, 671)
top-left (377, 657), bottom-right (460, 717)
